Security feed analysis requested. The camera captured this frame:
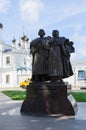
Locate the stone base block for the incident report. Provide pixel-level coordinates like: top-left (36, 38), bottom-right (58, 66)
top-left (20, 82), bottom-right (78, 116)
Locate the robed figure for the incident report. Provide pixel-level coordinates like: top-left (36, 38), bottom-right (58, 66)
top-left (30, 29), bottom-right (75, 83)
top-left (48, 30), bottom-right (64, 83)
top-left (61, 40), bottom-right (74, 78)
top-left (30, 29), bottom-right (50, 82)
top-left (48, 30), bottom-right (74, 83)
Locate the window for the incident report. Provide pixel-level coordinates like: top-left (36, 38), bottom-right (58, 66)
top-left (78, 70), bottom-right (85, 79)
top-left (6, 56), bottom-right (10, 64)
top-left (6, 75), bottom-right (10, 83)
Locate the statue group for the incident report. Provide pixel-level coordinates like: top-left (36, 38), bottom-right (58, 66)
top-left (30, 29), bottom-right (75, 83)
top-left (21, 29), bottom-right (78, 116)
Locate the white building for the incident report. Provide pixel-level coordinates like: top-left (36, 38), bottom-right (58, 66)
top-left (0, 23), bottom-right (32, 88)
top-left (0, 23), bottom-right (86, 89)
top-left (64, 61), bottom-right (86, 89)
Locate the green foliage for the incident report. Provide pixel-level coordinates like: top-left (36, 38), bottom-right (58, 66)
top-left (2, 90), bottom-right (26, 100)
top-left (72, 92), bottom-right (86, 102)
top-left (2, 90), bottom-right (86, 102)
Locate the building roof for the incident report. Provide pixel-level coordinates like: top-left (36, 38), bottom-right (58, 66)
top-left (3, 49), bottom-right (12, 53)
top-left (16, 65), bottom-right (29, 71)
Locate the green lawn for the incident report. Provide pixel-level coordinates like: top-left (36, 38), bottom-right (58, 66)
top-left (2, 90), bottom-right (86, 102)
top-left (72, 92), bottom-right (86, 102)
top-left (2, 90), bottom-right (26, 100)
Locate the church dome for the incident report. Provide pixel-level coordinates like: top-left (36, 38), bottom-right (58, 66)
top-left (12, 38), bottom-right (16, 43)
top-left (0, 23), bottom-right (3, 29)
top-left (21, 35), bottom-right (26, 41)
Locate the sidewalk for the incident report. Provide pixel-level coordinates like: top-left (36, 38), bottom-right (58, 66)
top-left (0, 92), bottom-right (86, 130)
top-left (0, 87), bottom-right (22, 91)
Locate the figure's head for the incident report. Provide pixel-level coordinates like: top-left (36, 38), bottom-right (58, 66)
top-left (52, 30), bottom-right (59, 38)
top-left (38, 29), bottom-right (45, 37)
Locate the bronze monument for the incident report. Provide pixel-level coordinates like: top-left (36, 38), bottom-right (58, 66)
top-left (20, 29), bottom-right (78, 116)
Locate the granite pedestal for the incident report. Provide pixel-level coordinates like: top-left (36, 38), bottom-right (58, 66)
top-left (20, 82), bottom-right (78, 116)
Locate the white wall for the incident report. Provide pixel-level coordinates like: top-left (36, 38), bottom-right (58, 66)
top-left (13, 52), bottom-right (27, 67)
top-left (1, 70), bottom-right (17, 88)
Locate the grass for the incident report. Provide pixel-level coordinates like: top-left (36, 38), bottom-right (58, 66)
top-left (2, 90), bottom-right (86, 102)
top-left (72, 92), bottom-right (86, 102)
top-left (2, 90), bottom-right (26, 100)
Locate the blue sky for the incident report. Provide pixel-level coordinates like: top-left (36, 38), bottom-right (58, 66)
top-left (0, 0), bottom-right (86, 62)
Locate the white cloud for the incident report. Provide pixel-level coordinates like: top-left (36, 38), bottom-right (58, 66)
top-left (68, 23), bottom-right (86, 60)
top-left (71, 31), bottom-right (86, 58)
top-left (0, 0), bottom-right (11, 13)
top-left (72, 32), bottom-right (86, 44)
top-left (20, 0), bottom-right (45, 24)
top-left (74, 35), bottom-right (86, 43)
top-left (63, 5), bottom-right (86, 17)
top-left (47, 2), bottom-right (86, 25)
